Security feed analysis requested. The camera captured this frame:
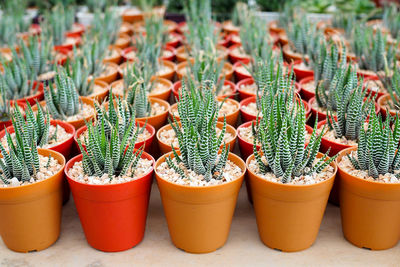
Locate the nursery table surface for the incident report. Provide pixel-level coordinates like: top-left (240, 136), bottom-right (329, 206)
top-left (1, 183), bottom-right (399, 267)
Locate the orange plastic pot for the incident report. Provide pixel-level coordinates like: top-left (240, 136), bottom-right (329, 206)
top-left (103, 46), bottom-right (122, 65)
top-left (94, 63), bottom-right (119, 84)
top-left (65, 151), bottom-right (154, 252)
top-left (176, 59), bottom-right (233, 81)
top-left (175, 45), bottom-right (228, 63)
top-left (115, 33), bottom-right (131, 50)
top-left (233, 58), bottom-right (252, 81)
top-left (165, 32), bottom-right (182, 48)
top-left (161, 46), bottom-right (176, 62)
top-left (292, 60), bottom-right (314, 82)
top-left (377, 93), bottom-right (398, 120)
top-left (135, 97), bottom-right (170, 131)
top-left (337, 147), bottom-right (400, 250)
top-left (169, 98), bottom-right (240, 127)
top-left (246, 152), bottom-right (337, 252)
top-left (299, 76), bottom-right (316, 102)
top-left (32, 97), bottom-right (96, 130)
top-left (237, 121), bottom-right (260, 161)
top-left (157, 121), bottom-right (237, 155)
top-left (222, 20), bottom-right (240, 35)
top-left (155, 152), bottom-right (245, 253)
top-left (74, 120), bottom-right (155, 154)
top-left (9, 81), bottom-right (44, 106)
top-left (66, 23), bottom-right (85, 36)
top-left (0, 148), bottom-right (65, 252)
top-left (269, 21), bottom-right (285, 35)
top-left (54, 35), bottom-right (81, 52)
top-left (172, 80), bottom-right (236, 101)
top-left (228, 44), bottom-right (251, 64)
top-left (87, 80), bottom-right (109, 103)
top-left (122, 9), bottom-right (144, 23)
top-left (156, 60), bottom-right (176, 81)
top-left (282, 44), bottom-right (303, 63)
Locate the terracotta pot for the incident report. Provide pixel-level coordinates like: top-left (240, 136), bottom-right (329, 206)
top-left (228, 44), bottom-right (251, 64)
top-left (65, 151), bottom-right (154, 252)
top-left (228, 33), bottom-right (241, 46)
top-left (172, 80), bottom-right (236, 101)
top-left (247, 152), bottom-right (337, 252)
top-left (161, 46), bottom-right (176, 62)
top-left (377, 93), bottom-right (397, 120)
top-left (308, 97), bottom-right (327, 124)
top-left (176, 59), bottom-right (233, 81)
top-left (86, 80), bottom-right (109, 103)
top-left (74, 120), bottom-right (155, 154)
top-left (114, 33), bottom-right (131, 50)
top-left (0, 102), bottom-right (27, 130)
top-left (233, 58), bottom-right (252, 81)
top-left (0, 148), bottom-right (65, 252)
top-left (299, 76), bottom-right (316, 102)
top-left (94, 62), bottom-right (119, 84)
top-left (66, 23), bottom-right (85, 36)
top-left (175, 45), bottom-right (228, 63)
top-left (356, 70), bottom-right (379, 80)
top-left (169, 98), bottom-right (240, 127)
top-left (155, 152), bottom-right (245, 253)
top-left (122, 9), bottom-right (144, 23)
top-left (9, 81), bottom-right (44, 106)
top-left (292, 60), bottom-right (314, 82)
top-left (157, 121), bottom-right (237, 155)
top-left (222, 20), bottom-right (240, 35)
top-left (165, 32), bottom-right (182, 48)
top-left (135, 97), bottom-right (170, 131)
top-left (156, 60), bottom-right (176, 81)
top-left (119, 23), bottom-right (133, 36)
top-left (103, 46), bottom-right (122, 65)
top-left (32, 97), bottom-right (96, 130)
top-left (54, 35), bottom-right (81, 52)
top-left (269, 21), bottom-right (285, 35)
top-left (337, 147), bottom-right (400, 250)
top-left (363, 76), bottom-right (385, 100)
top-left (282, 44), bottom-right (303, 63)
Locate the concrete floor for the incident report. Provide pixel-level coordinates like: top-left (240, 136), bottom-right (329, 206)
top-left (1, 183), bottom-right (399, 267)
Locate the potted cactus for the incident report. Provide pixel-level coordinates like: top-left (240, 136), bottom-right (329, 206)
top-left (33, 68), bottom-right (96, 130)
top-left (154, 84), bottom-right (246, 253)
top-left (377, 65), bottom-right (400, 119)
top-left (0, 11), bottom-right (30, 53)
top-left (246, 94), bottom-right (337, 252)
top-left (1, 54), bottom-right (44, 105)
top-left (65, 116), bottom-right (155, 252)
top-left (0, 128), bottom-right (66, 252)
top-left (336, 112), bottom-right (400, 250)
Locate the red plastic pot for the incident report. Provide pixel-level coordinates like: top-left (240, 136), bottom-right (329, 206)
top-left (165, 32), bottom-right (182, 48)
top-left (228, 44), bottom-right (251, 64)
top-left (0, 102), bottom-right (27, 130)
top-left (9, 81), bottom-right (44, 106)
top-left (54, 35), bottom-right (81, 52)
top-left (292, 60), bottom-right (314, 82)
top-left (228, 33), bottom-right (241, 46)
top-left (74, 121), bottom-right (155, 154)
top-left (233, 59), bottom-right (252, 81)
top-left (356, 70), bottom-right (378, 80)
top-left (66, 23), bottom-right (85, 36)
top-left (65, 151), bottom-right (154, 252)
top-left (172, 80), bottom-right (236, 101)
top-left (299, 76), bottom-right (316, 102)
top-left (161, 45), bottom-right (176, 62)
top-left (363, 76), bottom-right (385, 100)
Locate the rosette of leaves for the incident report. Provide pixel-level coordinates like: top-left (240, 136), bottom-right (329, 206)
top-left (89, 9), bottom-right (121, 45)
top-left (166, 80), bottom-right (229, 181)
top-left (325, 66), bottom-right (374, 141)
top-left (44, 67), bottom-right (81, 120)
top-left (41, 4), bottom-right (75, 46)
top-left (286, 17), bottom-right (323, 66)
top-left (240, 15), bottom-right (273, 59)
top-left (78, 38), bottom-right (109, 77)
top-left (19, 36), bottom-right (55, 79)
top-left (352, 26), bottom-right (395, 73)
top-left (383, 3), bottom-right (400, 39)
top-left (347, 112), bottom-right (400, 179)
top-left (124, 65), bottom-right (152, 118)
top-left (10, 102), bottom-right (53, 149)
top-left (0, 124), bottom-right (41, 184)
top-left (65, 57), bottom-right (94, 96)
top-left (253, 94), bottom-right (336, 183)
top-left (77, 113), bottom-right (144, 179)
top-left (0, 55), bottom-right (38, 100)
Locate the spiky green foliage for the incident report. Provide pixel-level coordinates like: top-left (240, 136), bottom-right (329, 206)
top-left (0, 13), bottom-right (30, 46)
top-left (41, 4), bottom-right (75, 45)
top-left (20, 36), bottom-right (54, 78)
top-left (44, 67), bottom-right (80, 120)
top-left (240, 15), bottom-right (273, 59)
top-left (167, 80), bottom-right (229, 181)
top-left (89, 9), bottom-right (121, 44)
top-left (77, 105), bottom-right (144, 178)
top-left (10, 102), bottom-right (53, 149)
top-left (382, 65), bottom-right (400, 110)
top-left (78, 38), bottom-right (109, 76)
top-left (0, 124), bottom-right (41, 184)
top-left (0, 54), bottom-right (38, 100)
top-left (231, 2), bottom-right (250, 27)
top-left (286, 17), bottom-right (323, 66)
top-left (325, 66), bottom-right (374, 141)
top-left (352, 27), bottom-right (395, 73)
top-left (383, 4), bottom-right (400, 39)
top-left (65, 57), bottom-right (94, 96)
top-left (124, 65), bottom-right (152, 118)
top-left (0, 80), bottom-right (12, 122)
top-left (314, 43), bottom-right (347, 108)
top-left (330, 12), bottom-right (357, 38)
top-left (347, 112), bottom-right (400, 179)
top-left (253, 92), bottom-right (336, 183)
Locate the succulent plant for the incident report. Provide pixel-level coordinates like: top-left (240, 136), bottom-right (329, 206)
top-left (44, 67), bottom-right (81, 120)
top-left (166, 80), bottom-right (229, 181)
top-left (41, 4), bottom-right (75, 46)
top-left (65, 57), bottom-right (94, 96)
top-left (383, 3), bottom-right (400, 39)
top-left (0, 123), bottom-right (41, 184)
top-left (347, 112), bottom-right (400, 179)
top-left (240, 15), bottom-right (273, 59)
top-left (0, 80), bottom-right (12, 122)
top-left (231, 2), bottom-right (250, 27)
top-left (9, 102), bottom-right (53, 149)
top-left (325, 66), bottom-right (374, 141)
top-left (89, 9), bottom-right (121, 45)
top-left (253, 89), bottom-right (336, 183)
top-left (19, 36), bottom-right (54, 78)
top-left (124, 65), bottom-right (152, 118)
top-left (0, 13), bottom-right (30, 47)
top-left (0, 54), bottom-right (38, 100)
top-left (330, 12), bottom-right (357, 38)
top-left (77, 112), bottom-right (144, 178)
top-left (381, 65), bottom-right (400, 110)
top-left (352, 26), bottom-right (395, 73)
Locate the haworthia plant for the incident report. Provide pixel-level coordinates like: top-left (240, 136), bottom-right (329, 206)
top-left (382, 64), bottom-right (400, 110)
top-left (44, 67), bottom-right (81, 120)
top-left (0, 13), bottom-right (30, 47)
top-left (253, 95), bottom-right (336, 183)
top-left (347, 112), bottom-right (400, 179)
top-left (166, 80), bottom-right (229, 181)
top-left (65, 57), bottom-right (94, 96)
top-left (41, 4), bottom-right (75, 45)
top-left (0, 79), bottom-right (12, 122)
top-left (19, 36), bottom-right (54, 78)
top-left (383, 3), bottom-right (400, 39)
